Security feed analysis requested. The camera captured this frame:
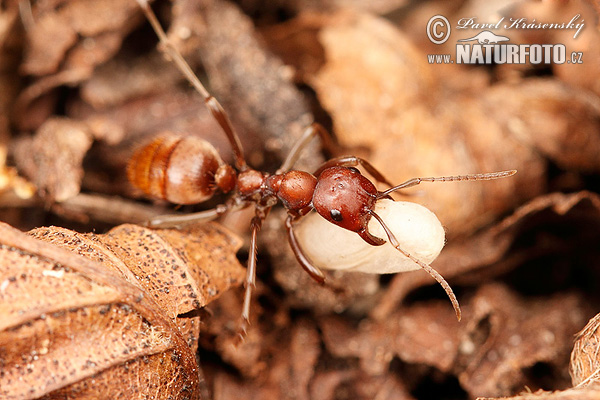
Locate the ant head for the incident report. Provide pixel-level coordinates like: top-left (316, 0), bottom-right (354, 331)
top-left (313, 167), bottom-right (384, 246)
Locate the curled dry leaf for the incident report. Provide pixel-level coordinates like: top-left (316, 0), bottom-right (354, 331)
top-left (493, 0), bottom-right (600, 96)
top-left (78, 51), bottom-right (182, 110)
top-left (482, 80), bottom-right (600, 173)
top-left (457, 284), bottom-right (590, 398)
top-left (0, 221), bottom-right (244, 399)
top-left (570, 313), bottom-right (600, 387)
top-left (320, 301), bottom-right (461, 376)
top-left (319, 283), bottom-right (590, 399)
top-left (476, 386), bottom-right (600, 400)
top-left (206, 312), bottom-right (324, 400)
top-left (21, 0), bottom-right (140, 77)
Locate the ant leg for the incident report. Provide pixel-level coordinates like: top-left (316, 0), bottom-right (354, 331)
top-left (145, 200), bottom-right (245, 229)
top-left (136, 0), bottom-right (247, 171)
top-left (368, 210), bottom-right (462, 321)
top-left (276, 123), bottom-right (335, 174)
top-left (314, 156), bottom-right (394, 187)
top-left (285, 214), bottom-right (326, 284)
top-left (239, 207), bottom-right (270, 339)
top-left (377, 170), bottom-right (517, 198)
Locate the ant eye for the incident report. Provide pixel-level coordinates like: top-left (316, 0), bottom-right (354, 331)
top-left (330, 209), bottom-right (343, 222)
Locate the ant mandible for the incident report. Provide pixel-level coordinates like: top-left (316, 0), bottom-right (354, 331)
top-left (129, 0), bottom-right (516, 337)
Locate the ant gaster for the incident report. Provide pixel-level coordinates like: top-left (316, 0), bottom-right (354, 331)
top-left (129, 0), bottom-right (516, 337)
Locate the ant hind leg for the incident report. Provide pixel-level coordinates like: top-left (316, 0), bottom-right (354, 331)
top-left (136, 0), bottom-right (248, 171)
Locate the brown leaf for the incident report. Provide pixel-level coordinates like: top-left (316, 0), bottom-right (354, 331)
top-left (21, 0), bottom-right (141, 76)
top-left (0, 220), bottom-right (244, 398)
top-left (199, 288), bottom-right (267, 378)
top-left (78, 52), bottom-right (182, 110)
top-left (188, 0), bottom-right (321, 170)
top-left (457, 284), bottom-right (590, 398)
top-left (320, 283), bottom-right (590, 399)
top-left (12, 117), bottom-right (93, 202)
top-left (495, 1), bottom-right (600, 97)
top-left (321, 301), bottom-right (461, 376)
top-left (476, 386), bottom-right (600, 400)
top-left (571, 313), bottom-right (600, 387)
top-left (14, 0), bottom-right (142, 131)
top-left (483, 80), bottom-right (600, 173)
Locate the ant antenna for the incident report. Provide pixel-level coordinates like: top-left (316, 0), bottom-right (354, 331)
top-left (368, 210), bottom-right (462, 321)
top-left (377, 170), bottom-right (517, 198)
top-left (136, 0), bottom-right (248, 171)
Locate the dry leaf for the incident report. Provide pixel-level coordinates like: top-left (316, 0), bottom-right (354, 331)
top-left (456, 284), bottom-right (589, 398)
top-left (4, 0), bottom-right (600, 399)
top-left (0, 221), bottom-right (244, 399)
top-left (496, 0), bottom-right (600, 96)
top-left (476, 386), bottom-right (600, 400)
top-left (483, 80), bottom-right (600, 173)
top-left (319, 283), bottom-right (590, 399)
top-left (13, 0), bottom-right (142, 131)
top-left (570, 313), bottom-right (600, 387)
top-left (187, 0), bottom-right (321, 170)
top-left (12, 117), bottom-right (93, 202)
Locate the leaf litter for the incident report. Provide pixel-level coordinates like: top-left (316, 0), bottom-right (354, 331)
top-left (1, 0), bottom-right (600, 399)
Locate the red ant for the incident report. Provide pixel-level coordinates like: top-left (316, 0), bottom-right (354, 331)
top-left (129, 0), bottom-right (516, 337)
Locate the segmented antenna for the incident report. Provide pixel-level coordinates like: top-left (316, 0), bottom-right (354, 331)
top-left (378, 170), bottom-right (517, 198)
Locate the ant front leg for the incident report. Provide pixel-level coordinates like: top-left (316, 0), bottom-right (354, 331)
top-left (368, 210), bottom-right (462, 321)
top-left (239, 206), bottom-right (271, 340)
top-left (314, 156), bottom-right (394, 187)
top-left (136, 0), bottom-right (248, 171)
top-left (285, 214), bottom-right (326, 284)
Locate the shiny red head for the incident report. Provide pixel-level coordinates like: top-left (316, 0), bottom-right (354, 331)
top-left (312, 167), bottom-right (384, 245)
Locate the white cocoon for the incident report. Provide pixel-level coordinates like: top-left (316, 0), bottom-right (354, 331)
top-left (294, 199), bottom-right (446, 274)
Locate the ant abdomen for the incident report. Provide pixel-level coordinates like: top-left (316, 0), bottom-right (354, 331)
top-left (127, 134), bottom-right (235, 204)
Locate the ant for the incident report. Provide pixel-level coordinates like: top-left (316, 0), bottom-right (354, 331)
top-left (128, 0), bottom-right (516, 337)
